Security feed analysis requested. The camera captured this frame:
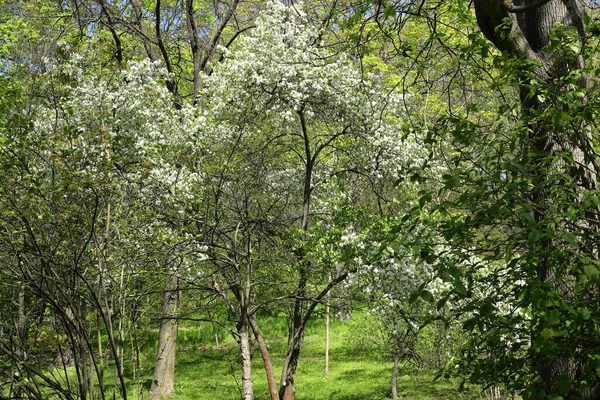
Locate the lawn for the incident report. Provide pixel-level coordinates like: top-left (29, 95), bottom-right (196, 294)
top-left (127, 317), bottom-right (484, 400)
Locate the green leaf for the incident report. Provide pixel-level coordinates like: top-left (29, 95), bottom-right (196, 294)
top-left (480, 43), bottom-right (489, 59)
top-left (409, 290), bottom-right (420, 304)
top-left (553, 375), bottom-right (570, 396)
top-left (580, 308), bottom-right (591, 320)
top-left (421, 290), bottom-right (434, 304)
top-left (436, 296), bottom-right (448, 311)
top-left (479, 302), bottom-right (494, 317)
top-left (442, 174), bottom-right (461, 189)
top-left (551, 111), bottom-right (570, 129)
top-left (453, 278), bottom-right (467, 296)
top-left (389, 240), bottom-right (402, 255)
top-left (419, 193), bottom-right (432, 208)
top-left (528, 229), bottom-right (542, 244)
top-left (584, 264), bottom-right (600, 282)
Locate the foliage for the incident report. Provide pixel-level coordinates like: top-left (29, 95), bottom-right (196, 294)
top-left (404, 11), bottom-right (600, 399)
top-left (3, 0), bottom-right (600, 399)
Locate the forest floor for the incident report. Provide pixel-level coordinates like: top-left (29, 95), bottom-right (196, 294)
top-left (117, 316), bottom-right (487, 400)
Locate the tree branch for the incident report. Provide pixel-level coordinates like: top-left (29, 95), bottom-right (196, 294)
top-left (502, 0), bottom-right (552, 13)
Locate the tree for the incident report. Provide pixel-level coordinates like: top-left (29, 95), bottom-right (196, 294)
top-left (380, 0), bottom-right (600, 398)
top-left (0, 55), bottom-right (201, 399)
top-left (466, 1), bottom-right (600, 397)
top-left (344, 0), bottom-right (600, 397)
top-left (201, 2), bottom-right (416, 398)
top-left (59, 0), bottom-right (259, 104)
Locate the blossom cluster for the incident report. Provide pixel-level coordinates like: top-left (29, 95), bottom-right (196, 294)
top-left (33, 58), bottom-right (203, 202)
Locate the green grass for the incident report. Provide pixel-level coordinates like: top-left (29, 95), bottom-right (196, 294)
top-left (45, 317), bottom-right (484, 399)
top-left (144, 317), bottom-right (484, 400)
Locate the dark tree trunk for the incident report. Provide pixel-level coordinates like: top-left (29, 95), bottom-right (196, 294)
top-left (474, 0), bottom-right (599, 397)
top-left (279, 110), bottom-right (313, 400)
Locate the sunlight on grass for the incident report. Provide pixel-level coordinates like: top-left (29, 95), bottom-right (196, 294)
top-left (50, 317), bottom-right (486, 399)
top-left (135, 317), bottom-right (486, 400)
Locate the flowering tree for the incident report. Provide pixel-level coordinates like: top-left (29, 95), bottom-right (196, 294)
top-left (200, 2), bottom-right (427, 398)
top-left (0, 58), bottom-right (202, 399)
top-left (352, 0), bottom-right (600, 397)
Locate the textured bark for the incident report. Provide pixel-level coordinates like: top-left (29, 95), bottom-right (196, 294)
top-left (239, 322), bottom-right (254, 400)
top-left (474, 0), bottom-right (598, 397)
top-left (279, 336), bottom-right (301, 400)
top-left (149, 271), bottom-right (180, 399)
top-left (17, 284), bottom-right (27, 360)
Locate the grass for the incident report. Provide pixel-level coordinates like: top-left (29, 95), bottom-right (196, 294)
top-left (142, 317), bottom-right (484, 400)
top-left (41, 317), bottom-right (484, 399)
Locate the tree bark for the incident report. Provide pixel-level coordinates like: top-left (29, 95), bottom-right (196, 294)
top-left (149, 270), bottom-right (180, 399)
top-left (474, 0), bottom-right (598, 397)
top-left (238, 319), bottom-right (254, 400)
top-left (279, 110), bottom-right (313, 400)
top-left (391, 355), bottom-right (399, 399)
top-left (249, 315), bottom-right (279, 400)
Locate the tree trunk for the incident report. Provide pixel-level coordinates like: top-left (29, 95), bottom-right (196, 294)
top-left (149, 270), bottom-right (180, 399)
top-left (210, 314), bottom-right (220, 346)
top-left (279, 288), bottom-right (305, 400)
top-left (324, 296), bottom-right (330, 378)
top-left (17, 284), bottom-right (27, 360)
top-left (279, 110), bottom-right (312, 400)
top-left (238, 320), bottom-right (254, 400)
top-left (391, 355), bottom-right (400, 400)
top-left (279, 325), bottom-right (302, 400)
top-left (474, 0), bottom-right (598, 397)
top-left (249, 315), bottom-right (279, 400)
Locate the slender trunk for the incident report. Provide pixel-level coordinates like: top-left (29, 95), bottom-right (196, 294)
top-left (74, 302), bottom-right (91, 400)
top-left (489, 385), bottom-right (501, 399)
top-left (391, 355), bottom-right (399, 399)
top-left (249, 315), bottom-right (278, 400)
top-left (129, 0), bottom-right (155, 60)
top-left (184, 0), bottom-right (202, 104)
top-left (96, 203), bottom-right (126, 400)
top-left (154, 0), bottom-right (182, 107)
top-left (98, 0), bottom-right (123, 63)
top-left (238, 320), bottom-right (254, 400)
top-left (132, 325), bottom-right (143, 400)
top-left (212, 318), bottom-right (219, 346)
top-left (149, 270), bottom-right (180, 399)
top-left (279, 286), bottom-right (305, 400)
top-left (96, 318), bottom-right (104, 391)
top-left (279, 273), bottom-right (349, 400)
top-left (324, 288), bottom-right (330, 378)
top-left (117, 263), bottom-right (126, 376)
top-left (18, 284), bottom-right (26, 359)
top-left (236, 236), bottom-right (255, 399)
top-left (279, 110), bottom-right (313, 400)
top-left (12, 281), bottom-right (27, 398)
